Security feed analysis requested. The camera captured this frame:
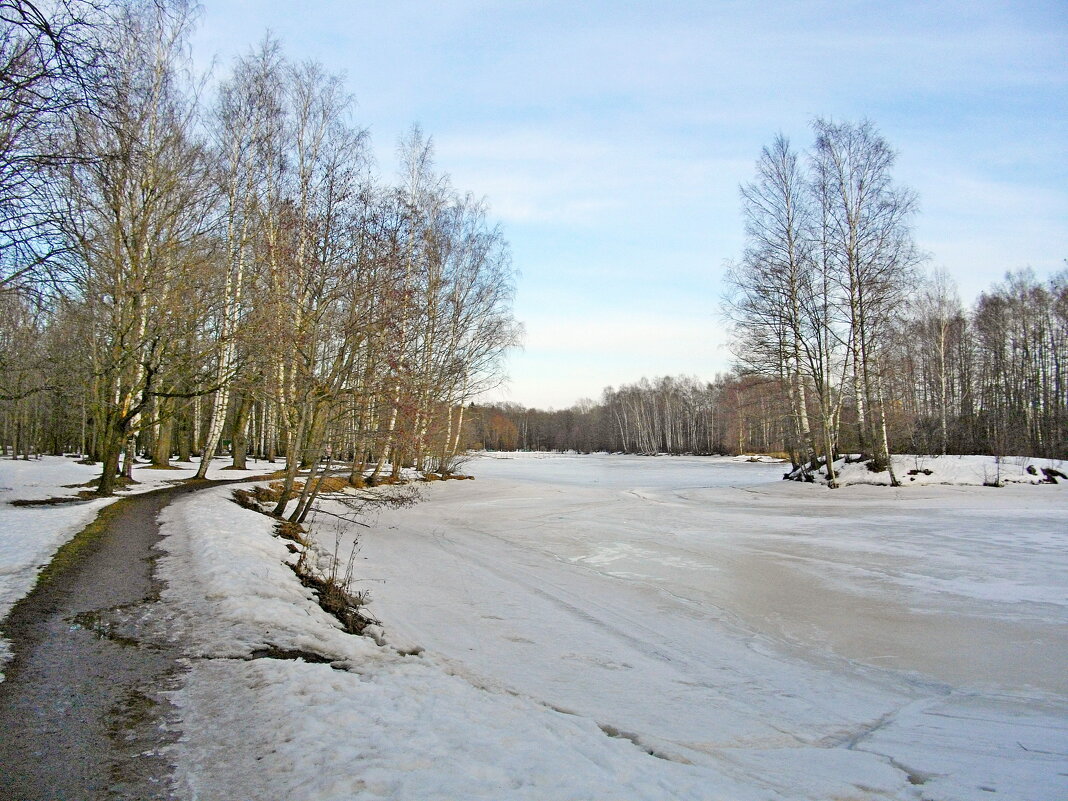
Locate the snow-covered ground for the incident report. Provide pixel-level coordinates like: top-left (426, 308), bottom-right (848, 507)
top-left (155, 452), bottom-right (1068, 801)
top-left (0, 455), bottom-right (274, 677)
top-left (791, 452), bottom-right (1068, 487)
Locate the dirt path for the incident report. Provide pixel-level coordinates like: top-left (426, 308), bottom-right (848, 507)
top-left (0, 481), bottom-right (217, 800)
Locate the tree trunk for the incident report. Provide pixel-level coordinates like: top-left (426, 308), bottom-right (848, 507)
top-left (97, 426), bottom-right (123, 496)
top-left (122, 436), bottom-right (136, 479)
top-left (229, 393), bottom-right (254, 469)
top-left (151, 410), bottom-right (174, 467)
top-left (271, 421), bottom-right (305, 518)
top-left (176, 406), bottom-right (192, 462)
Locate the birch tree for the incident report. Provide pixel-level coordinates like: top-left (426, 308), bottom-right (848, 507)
top-left (258, 59), bottom-right (372, 518)
top-left (194, 38), bottom-right (284, 478)
top-left (728, 134), bottom-right (818, 468)
top-left (812, 118), bottom-right (920, 483)
top-left (0, 0), bottom-right (102, 297)
top-left (62, 0), bottom-right (216, 494)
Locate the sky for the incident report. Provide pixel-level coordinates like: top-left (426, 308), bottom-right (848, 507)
top-left (190, 0), bottom-right (1068, 410)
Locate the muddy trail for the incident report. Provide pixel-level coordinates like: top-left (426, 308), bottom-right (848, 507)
top-left (0, 479), bottom-right (243, 800)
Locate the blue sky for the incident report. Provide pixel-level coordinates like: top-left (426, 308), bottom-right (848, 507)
top-left (191, 1), bottom-right (1068, 409)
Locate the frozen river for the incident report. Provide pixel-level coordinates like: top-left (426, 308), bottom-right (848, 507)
top-left (358, 452), bottom-right (1068, 800)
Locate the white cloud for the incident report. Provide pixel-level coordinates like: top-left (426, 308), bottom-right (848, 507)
top-left (436, 127), bottom-right (749, 227)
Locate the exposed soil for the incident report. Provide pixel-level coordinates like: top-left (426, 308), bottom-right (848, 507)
top-left (9, 495), bottom-right (97, 506)
top-left (0, 482), bottom-right (215, 800)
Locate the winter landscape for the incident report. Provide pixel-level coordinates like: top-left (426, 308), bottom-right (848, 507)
top-left (2, 1), bottom-right (1067, 799)
top-left (1, 453), bottom-right (1066, 799)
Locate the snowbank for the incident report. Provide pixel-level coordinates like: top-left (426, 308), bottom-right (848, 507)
top-left (789, 453), bottom-right (1068, 487)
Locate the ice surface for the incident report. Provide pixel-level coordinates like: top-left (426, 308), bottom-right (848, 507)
top-left (159, 453), bottom-right (1067, 800)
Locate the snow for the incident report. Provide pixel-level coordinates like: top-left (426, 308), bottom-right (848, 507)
top-left (3, 452), bottom-right (1065, 797)
top-left (796, 453), bottom-right (1068, 487)
top-left (155, 484), bottom-right (378, 665)
top-left (731, 453), bottom-right (789, 463)
top-left (0, 455), bottom-right (275, 678)
top-left (156, 452), bottom-right (1067, 800)
top-left (157, 485), bottom-right (776, 800)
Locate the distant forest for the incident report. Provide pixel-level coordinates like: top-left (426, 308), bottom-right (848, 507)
top-left (471, 266), bottom-right (1066, 462)
top-left (471, 279), bottom-right (1066, 462)
top-left (472, 264), bottom-right (1063, 461)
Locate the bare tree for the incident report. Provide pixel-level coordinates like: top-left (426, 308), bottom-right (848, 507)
top-left (0, 0), bottom-right (103, 297)
top-left (1, 12), bottom-right (525, 492)
top-left (193, 37), bottom-right (285, 478)
top-left (727, 133), bottom-right (820, 469)
top-left (60, 0), bottom-right (217, 494)
top-left (811, 118), bottom-right (920, 483)
top-left (909, 268), bottom-right (964, 454)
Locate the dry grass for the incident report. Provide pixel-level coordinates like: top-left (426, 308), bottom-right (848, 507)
top-left (314, 476), bottom-right (350, 493)
top-left (228, 475), bottom-right (393, 640)
top-left (275, 520), bottom-right (307, 544)
top-left (421, 472), bottom-right (473, 482)
top-left (240, 481), bottom-right (302, 503)
top-left (366, 474), bottom-right (405, 486)
top-left (230, 488), bottom-right (259, 511)
top-left (292, 563), bottom-right (376, 635)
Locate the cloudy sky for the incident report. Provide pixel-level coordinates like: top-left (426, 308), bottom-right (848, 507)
top-left (192, 1), bottom-right (1068, 409)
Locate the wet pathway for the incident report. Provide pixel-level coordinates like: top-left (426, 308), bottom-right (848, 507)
top-left (0, 483), bottom-right (205, 800)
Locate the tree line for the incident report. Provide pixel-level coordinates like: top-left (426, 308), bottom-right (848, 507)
top-left (467, 374), bottom-right (793, 456)
top-left (0, 0), bottom-right (519, 509)
top-left (726, 120), bottom-right (1066, 482)
top-left (469, 265), bottom-right (1066, 464)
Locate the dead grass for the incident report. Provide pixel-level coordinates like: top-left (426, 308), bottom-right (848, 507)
top-left (230, 488), bottom-right (260, 511)
top-left (421, 472), bottom-right (474, 482)
top-left (239, 481), bottom-right (301, 504)
top-left (292, 563), bottom-right (377, 635)
top-left (366, 474), bottom-right (405, 486)
top-left (275, 520), bottom-right (307, 544)
top-left (10, 495), bottom-right (92, 506)
top-left (314, 476), bottom-right (350, 493)
top-left (231, 483), bottom-right (303, 513)
top-left (227, 476), bottom-right (395, 640)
